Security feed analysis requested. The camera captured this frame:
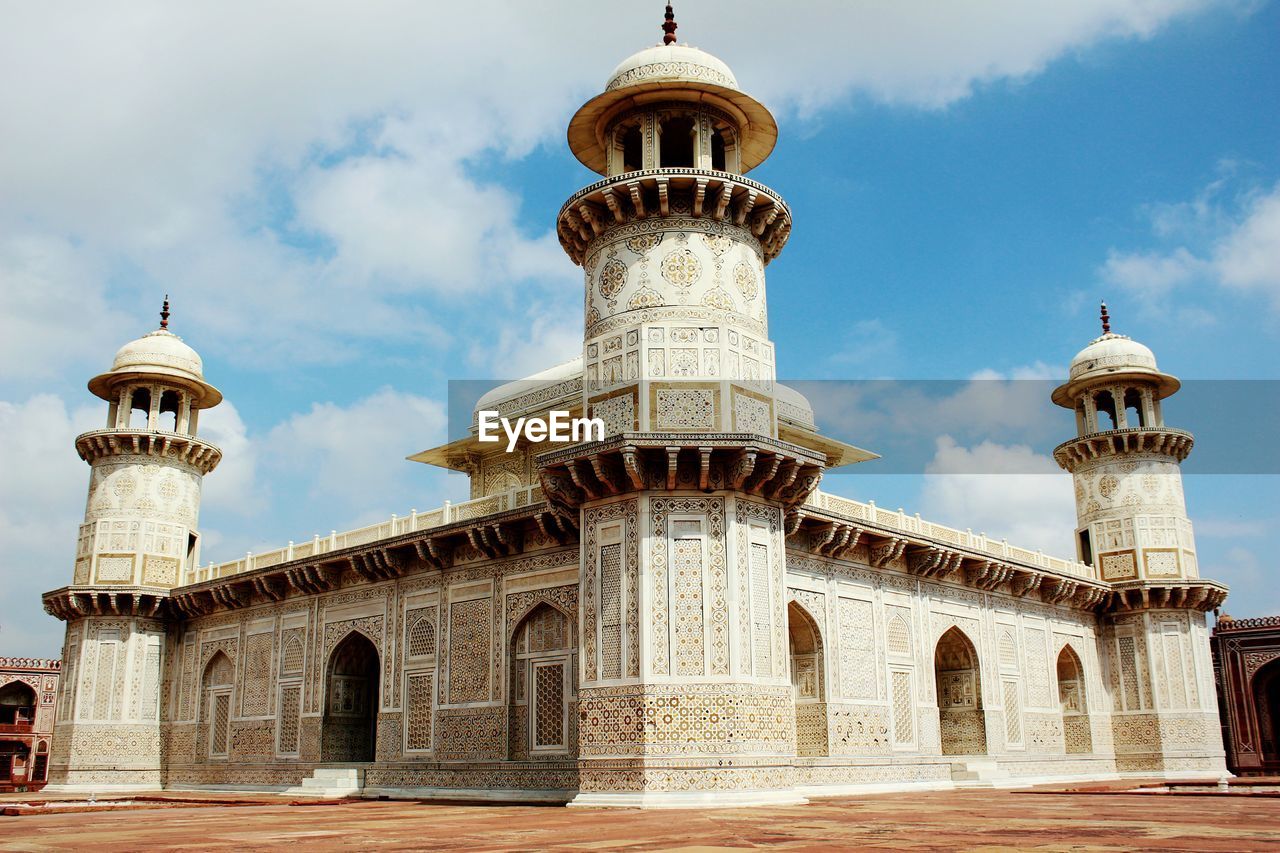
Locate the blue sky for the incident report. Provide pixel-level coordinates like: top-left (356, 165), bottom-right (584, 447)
top-left (1, 1), bottom-right (1277, 656)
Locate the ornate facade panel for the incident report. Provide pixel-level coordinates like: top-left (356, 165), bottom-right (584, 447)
top-left (404, 672), bottom-right (435, 752)
top-left (447, 598), bottom-right (491, 705)
top-left (1024, 628), bottom-right (1050, 708)
top-left (837, 597), bottom-right (876, 700)
top-left (578, 683), bottom-right (793, 757)
top-left (239, 631), bottom-right (273, 717)
top-left (277, 684), bottom-right (301, 754)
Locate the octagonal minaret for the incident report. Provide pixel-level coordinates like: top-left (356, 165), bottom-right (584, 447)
top-left (536, 8), bottom-right (837, 807)
top-left (43, 299), bottom-right (223, 791)
top-left (558, 4), bottom-right (791, 438)
top-left (1051, 302), bottom-right (1197, 584)
top-left (1052, 303), bottom-right (1227, 777)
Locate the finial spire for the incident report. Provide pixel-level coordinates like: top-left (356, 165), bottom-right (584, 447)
top-left (662, 4), bottom-right (678, 45)
top-left (160, 294), bottom-right (171, 330)
top-left (1099, 300), bottom-right (1110, 335)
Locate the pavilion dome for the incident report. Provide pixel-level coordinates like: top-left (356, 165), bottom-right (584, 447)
top-left (88, 323), bottom-right (222, 408)
top-left (605, 43), bottom-right (739, 93)
top-left (1067, 333), bottom-right (1160, 383)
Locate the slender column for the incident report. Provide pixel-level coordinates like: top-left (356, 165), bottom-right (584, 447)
top-left (147, 384), bottom-right (161, 430)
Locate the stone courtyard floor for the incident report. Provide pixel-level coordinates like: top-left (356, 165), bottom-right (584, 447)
top-left (1, 783), bottom-right (1278, 851)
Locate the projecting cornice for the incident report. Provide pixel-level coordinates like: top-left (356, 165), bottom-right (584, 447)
top-left (44, 502), bottom-right (574, 621)
top-left (74, 428), bottom-right (222, 474)
top-left (1053, 427), bottom-right (1193, 473)
top-left (557, 168), bottom-right (792, 266)
top-left (536, 433), bottom-right (826, 518)
top-left (791, 506), bottom-right (1116, 613)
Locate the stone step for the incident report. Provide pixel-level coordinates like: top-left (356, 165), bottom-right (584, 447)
top-left (286, 767), bottom-right (366, 799)
top-left (950, 760), bottom-right (1011, 787)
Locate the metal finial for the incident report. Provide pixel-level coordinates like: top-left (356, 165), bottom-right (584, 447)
top-left (160, 295), bottom-right (170, 330)
top-left (1099, 300), bottom-right (1110, 335)
top-left (662, 4), bottom-right (677, 45)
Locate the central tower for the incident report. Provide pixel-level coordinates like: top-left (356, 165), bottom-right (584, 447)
top-left (557, 7), bottom-right (790, 438)
top-left (540, 7), bottom-right (831, 807)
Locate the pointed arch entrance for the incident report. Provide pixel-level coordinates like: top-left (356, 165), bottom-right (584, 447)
top-left (201, 652), bottom-right (233, 759)
top-left (787, 600), bottom-right (828, 757)
top-left (1057, 645), bottom-right (1092, 754)
top-left (935, 627), bottom-right (987, 755)
top-left (322, 632), bottom-right (380, 762)
top-left (509, 603), bottom-right (575, 759)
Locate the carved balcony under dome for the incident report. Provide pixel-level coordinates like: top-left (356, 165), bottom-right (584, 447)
top-left (74, 428), bottom-right (222, 474)
top-left (1053, 426), bottom-right (1193, 473)
top-left (557, 168), bottom-right (792, 265)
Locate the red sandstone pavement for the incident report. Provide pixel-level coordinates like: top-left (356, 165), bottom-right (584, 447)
top-left (1, 786), bottom-right (1278, 851)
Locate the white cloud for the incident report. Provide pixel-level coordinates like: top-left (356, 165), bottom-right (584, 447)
top-left (198, 400), bottom-right (261, 518)
top-left (1103, 181), bottom-right (1280, 313)
top-left (0, 233), bottom-right (133, 383)
top-left (0, 0), bottom-right (1237, 379)
top-left (251, 387), bottom-right (460, 535)
top-left (0, 395), bottom-right (102, 656)
top-left (827, 319), bottom-right (900, 371)
top-left (918, 436), bottom-right (1077, 557)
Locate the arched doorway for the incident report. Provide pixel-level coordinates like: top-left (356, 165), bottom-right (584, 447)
top-left (509, 604), bottom-right (574, 760)
top-left (788, 601), bottom-right (827, 757)
top-left (935, 627), bottom-right (987, 755)
top-left (1057, 645), bottom-right (1092, 754)
top-left (322, 633), bottom-right (380, 763)
top-left (0, 681), bottom-right (36, 728)
top-left (201, 653), bottom-right (234, 759)
top-left (1253, 659), bottom-right (1280, 765)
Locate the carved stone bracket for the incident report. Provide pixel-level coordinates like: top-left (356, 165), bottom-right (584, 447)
top-left (535, 434), bottom-right (826, 512)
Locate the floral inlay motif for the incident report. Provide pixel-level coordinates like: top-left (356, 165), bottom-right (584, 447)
top-left (627, 287), bottom-right (665, 310)
top-left (660, 249), bottom-right (702, 289)
top-left (626, 233), bottom-right (663, 254)
top-left (701, 287), bottom-right (735, 311)
top-left (733, 261), bottom-right (758, 300)
top-left (599, 259), bottom-right (627, 301)
top-left (702, 234), bottom-right (731, 256)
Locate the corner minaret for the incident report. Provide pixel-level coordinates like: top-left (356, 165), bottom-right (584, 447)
top-left (558, 7), bottom-right (789, 437)
top-left (1052, 304), bottom-right (1227, 778)
top-left (1052, 302), bottom-right (1197, 583)
top-left (43, 299), bottom-right (223, 791)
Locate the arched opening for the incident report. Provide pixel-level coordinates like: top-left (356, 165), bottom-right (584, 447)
top-left (621, 124), bottom-right (643, 173)
top-left (788, 600), bottom-right (828, 757)
top-left (128, 387), bottom-right (151, 429)
top-left (935, 627), bottom-right (987, 755)
top-left (658, 114), bottom-right (696, 168)
top-left (710, 127), bottom-right (727, 171)
top-left (0, 681), bottom-right (37, 727)
top-left (201, 652), bottom-right (234, 759)
top-left (1057, 645), bottom-right (1092, 754)
top-left (158, 390), bottom-right (181, 432)
top-left (1123, 388), bottom-right (1145, 428)
top-left (32, 741), bottom-right (48, 783)
top-left (1093, 390), bottom-right (1117, 431)
top-left (509, 603), bottom-right (574, 759)
top-left (1253, 659), bottom-right (1280, 765)
top-left (322, 632), bottom-right (380, 763)
top-left (0, 741), bottom-right (29, 784)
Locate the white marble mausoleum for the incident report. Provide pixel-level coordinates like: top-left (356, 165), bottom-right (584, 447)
top-left (42, 11), bottom-right (1229, 806)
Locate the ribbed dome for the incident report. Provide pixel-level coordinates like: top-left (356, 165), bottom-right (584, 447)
top-left (110, 329), bottom-right (204, 381)
top-left (605, 43), bottom-right (739, 93)
top-left (1068, 333), bottom-right (1159, 382)
top-left (88, 327), bottom-right (222, 408)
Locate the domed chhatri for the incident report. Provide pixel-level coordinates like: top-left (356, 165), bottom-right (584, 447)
top-left (565, 8), bottom-right (777, 176)
top-left (1052, 301), bottom-right (1178, 407)
top-left (87, 296), bottom-right (223, 408)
